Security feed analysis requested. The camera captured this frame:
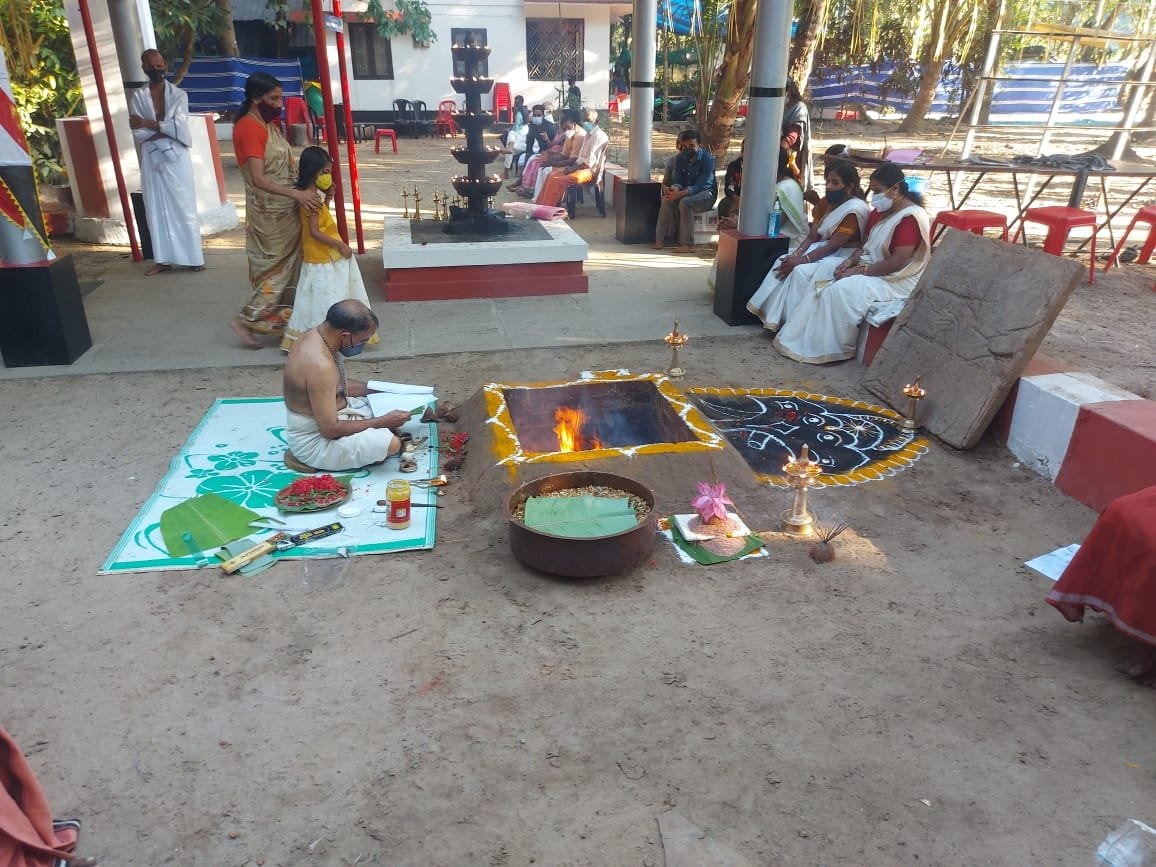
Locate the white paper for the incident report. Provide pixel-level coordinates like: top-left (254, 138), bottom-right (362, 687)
top-left (1024, 543), bottom-right (1081, 582)
top-left (367, 380), bottom-right (435, 395)
top-left (366, 391), bottom-right (436, 418)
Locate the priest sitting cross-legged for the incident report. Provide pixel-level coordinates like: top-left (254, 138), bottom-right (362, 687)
top-left (282, 300), bottom-right (410, 472)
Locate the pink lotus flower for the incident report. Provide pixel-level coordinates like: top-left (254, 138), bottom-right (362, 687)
top-left (691, 481), bottom-right (734, 524)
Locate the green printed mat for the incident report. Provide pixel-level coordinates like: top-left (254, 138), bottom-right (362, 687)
top-left (101, 397), bottom-right (438, 573)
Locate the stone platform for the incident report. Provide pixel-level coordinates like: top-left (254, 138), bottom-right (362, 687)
top-left (381, 215), bottom-right (588, 301)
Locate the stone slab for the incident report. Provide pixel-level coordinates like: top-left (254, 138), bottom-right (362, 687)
top-left (862, 230), bottom-right (1085, 449)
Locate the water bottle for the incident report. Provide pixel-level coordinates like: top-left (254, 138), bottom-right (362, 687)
top-left (768, 199), bottom-right (783, 236)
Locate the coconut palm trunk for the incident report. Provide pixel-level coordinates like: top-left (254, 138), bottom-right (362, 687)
top-left (701, 0), bottom-right (757, 159)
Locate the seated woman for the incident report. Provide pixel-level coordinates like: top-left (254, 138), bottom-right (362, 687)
top-left (500, 110), bottom-right (528, 179)
top-left (769, 162), bottom-right (930, 365)
top-left (747, 160), bottom-right (869, 327)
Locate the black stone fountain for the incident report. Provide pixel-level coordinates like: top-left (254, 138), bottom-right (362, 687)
top-left (447, 31), bottom-right (509, 235)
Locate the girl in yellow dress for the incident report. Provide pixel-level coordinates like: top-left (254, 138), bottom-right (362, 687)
top-left (281, 147), bottom-right (376, 350)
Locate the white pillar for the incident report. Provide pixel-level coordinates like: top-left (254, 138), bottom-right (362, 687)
top-left (737, 0), bottom-right (793, 236)
top-left (64, 0), bottom-right (141, 196)
top-left (627, 0), bottom-right (658, 181)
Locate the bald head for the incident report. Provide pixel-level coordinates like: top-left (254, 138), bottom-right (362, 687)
top-left (326, 299), bottom-right (378, 334)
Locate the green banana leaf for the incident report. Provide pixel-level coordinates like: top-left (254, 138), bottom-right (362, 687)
top-left (523, 495), bottom-right (639, 538)
top-left (159, 493), bottom-right (278, 557)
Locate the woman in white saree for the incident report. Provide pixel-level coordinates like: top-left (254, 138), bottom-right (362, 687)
top-left (770, 163), bottom-right (931, 365)
top-left (747, 160), bottom-right (869, 327)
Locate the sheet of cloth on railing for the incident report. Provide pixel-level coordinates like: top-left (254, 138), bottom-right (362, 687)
top-left (181, 57), bottom-right (305, 114)
top-left (808, 61), bottom-right (1129, 119)
top-left (848, 156), bottom-right (1156, 253)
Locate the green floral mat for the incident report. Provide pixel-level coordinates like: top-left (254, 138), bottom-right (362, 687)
top-left (101, 397), bottom-right (437, 573)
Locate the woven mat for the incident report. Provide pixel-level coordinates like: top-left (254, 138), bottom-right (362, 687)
top-left (101, 398), bottom-right (437, 573)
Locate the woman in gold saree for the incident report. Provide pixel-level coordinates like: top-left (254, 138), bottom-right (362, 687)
top-left (230, 73), bottom-right (321, 348)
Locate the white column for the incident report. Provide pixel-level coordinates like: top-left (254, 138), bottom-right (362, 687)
top-left (627, 0), bottom-right (658, 181)
top-left (737, 0), bottom-right (793, 236)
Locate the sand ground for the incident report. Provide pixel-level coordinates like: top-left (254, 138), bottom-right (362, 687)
top-left (1, 116), bottom-right (1154, 865)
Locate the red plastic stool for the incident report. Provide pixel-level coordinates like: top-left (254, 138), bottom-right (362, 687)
top-left (930, 209), bottom-right (1009, 244)
top-left (1102, 203), bottom-right (1156, 271)
top-left (374, 127), bottom-right (398, 154)
top-left (1012, 205), bottom-right (1098, 284)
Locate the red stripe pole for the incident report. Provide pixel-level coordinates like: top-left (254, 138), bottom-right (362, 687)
top-left (332, 0), bottom-right (365, 253)
top-left (76, 0), bottom-right (142, 261)
top-left (310, 0), bottom-right (349, 242)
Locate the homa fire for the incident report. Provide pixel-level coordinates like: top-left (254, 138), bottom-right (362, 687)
top-left (553, 406), bottom-right (603, 453)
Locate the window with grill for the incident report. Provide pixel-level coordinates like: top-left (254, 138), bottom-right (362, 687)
top-left (349, 23), bottom-right (394, 80)
top-left (525, 19), bottom-right (584, 82)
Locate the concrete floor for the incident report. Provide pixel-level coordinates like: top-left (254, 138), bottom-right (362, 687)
top-left (1, 126), bottom-right (756, 380)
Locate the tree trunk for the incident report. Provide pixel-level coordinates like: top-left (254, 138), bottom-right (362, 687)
top-left (898, 56), bottom-right (945, 131)
top-left (172, 27), bottom-right (196, 85)
top-left (701, 0), bottom-right (757, 160)
top-left (787, 0), bottom-right (828, 92)
top-left (217, 0), bottom-right (239, 57)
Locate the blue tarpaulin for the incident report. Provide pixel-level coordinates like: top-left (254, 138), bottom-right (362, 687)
top-left (808, 61), bottom-right (1127, 118)
top-left (657, 0), bottom-right (727, 35)
top-left (180, 57), bottom-right (304, 114)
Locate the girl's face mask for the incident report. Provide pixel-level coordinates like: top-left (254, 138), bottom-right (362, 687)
top-left (256, 101), bottom-right (281, 122)
top-left (826, 188), bottom-right (849, 205)
top-left (871, 191), bottom-right (893, 212)
top-left (315, 172), bottom-right (333, 191)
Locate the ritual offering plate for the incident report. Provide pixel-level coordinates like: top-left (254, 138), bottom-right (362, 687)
top-left (506, 471), bottom-right (656, 578)
top-left (274, 474), bottom-right (352, 512)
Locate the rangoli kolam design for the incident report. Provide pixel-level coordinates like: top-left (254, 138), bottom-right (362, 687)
top-left (688, 388), bottom-right (929, 488)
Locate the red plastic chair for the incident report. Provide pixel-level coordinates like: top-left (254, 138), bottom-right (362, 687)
top-left (1012, 205), bottom-right (1098, 284)
top-left (283, 95), bottom-right (313, 140)
top-left (1103, 203), bottom-right (1156, 271)
top-left (493, 82), bottom-right (512, 122)
top-left (434, 100), bottom-right (458, 137)
top-left (930, 209), bottom-right (1009, 245)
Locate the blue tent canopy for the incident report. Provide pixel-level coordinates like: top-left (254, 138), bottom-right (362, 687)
top-left (657, 0), bottom-right (727, 36)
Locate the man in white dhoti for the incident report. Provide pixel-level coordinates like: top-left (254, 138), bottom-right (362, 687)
top-left (129, 50), bottom-right (204, 276)
top-left (283, 300), bottom-right (410, 472)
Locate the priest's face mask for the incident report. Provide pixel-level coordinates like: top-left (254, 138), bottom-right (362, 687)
top-left (142, 51), bottom-right (167, 84)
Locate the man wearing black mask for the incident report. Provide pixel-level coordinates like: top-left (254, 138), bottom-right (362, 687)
top-left (128, 49), bottom-right (205, 276)
top-left (527, 104), bottom-right (558, 156)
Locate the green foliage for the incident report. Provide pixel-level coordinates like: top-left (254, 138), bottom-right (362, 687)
top-left (0, 0), bottom-right (81, 184)
top-left (364, 0), bottom-right (437, 46)
top-left (149, 0), bottom-right (227, 77)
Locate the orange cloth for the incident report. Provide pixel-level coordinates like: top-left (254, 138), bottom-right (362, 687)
top-left (1047, 485), bottom-right (1156, 647)
top-left (233, 114), bottom-right (269, 167)
top-left (536, 168), bottom-right (594, 207)
top-left (0, 726), bottom-right (78, 866)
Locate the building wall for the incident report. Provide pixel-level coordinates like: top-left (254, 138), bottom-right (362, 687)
top-left (330, 0), bottom-right (615, 115)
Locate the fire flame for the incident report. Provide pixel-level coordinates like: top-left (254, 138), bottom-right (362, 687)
top-left (553, 406), bottom-right (602, 452)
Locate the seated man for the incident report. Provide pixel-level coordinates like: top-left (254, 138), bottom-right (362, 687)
top-left (717, 139), bottom-right (744, 228)
top-left (526, 109), bottom-right (585, 199)
top-left (507, 104), bottom-right (560, 193)
top-left (283, 299), bottom-right (410, 471)
top-left (653, 128), bottom-right (716, 253)
top-left (535, 108), bottom-right (608, 207)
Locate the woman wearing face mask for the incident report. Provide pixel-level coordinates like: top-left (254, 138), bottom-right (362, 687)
top-left (769, 162), bottom-right (930, 364)
top-left (281, 147), bottom-right (375, 352)
top-left (230, 73), bottom-right (323, 349)
top-left (746, 160), bottom-right (869, 328)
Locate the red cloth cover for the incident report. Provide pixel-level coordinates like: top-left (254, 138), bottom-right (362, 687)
top-left (1046, 485), bottom-right (1156, 647)
top-left (0, 726), bottom-right (77, 866)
